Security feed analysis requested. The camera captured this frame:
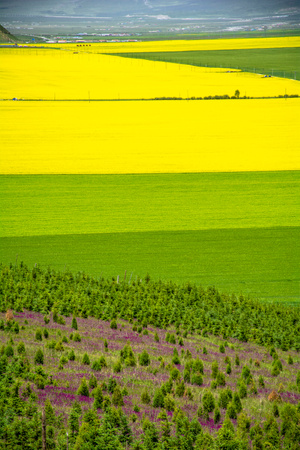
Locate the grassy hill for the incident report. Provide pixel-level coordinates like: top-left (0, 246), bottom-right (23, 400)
top-left (0, 24), bottom-right (17, 43)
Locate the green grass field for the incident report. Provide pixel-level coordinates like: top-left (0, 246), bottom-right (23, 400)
top-left (1, 227), bottom-right (299, 304)
top-left (113, 47), bottom-right (300, 80)
top-left (1, 171), bottom-right (299, 303)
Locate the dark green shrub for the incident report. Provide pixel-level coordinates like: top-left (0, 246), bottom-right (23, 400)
top-left (184, 349), bottom-right (191, 358)
top-left (162, 379), bottom-right (173, 397)
top-left (35, 329), bottom-right (42, 341)
top-left (272, 359), bottom-right (282, 371)
top-left (141, 388), bottom-right (151, 404)
top-left (139, 350), bottom-right (150, 366)
top-left (210, 380), bottom-right (217, 390)
top-left (226, 363), bottom-right (232, 375)
top-left (5, 345), bottom-right (14, 358)
top-left (43, 328), bottom-right (49, 339)
top-left (89, 374), bottom-right (97, 389)
top-left (183, 368), bottom-right (191, 383)
top-left (211, 361), bottom-right (218, 379)
top-left (153, 388), bottom-right (164, 408)
top-left (110, 319), bottom-right (117, 329)
top-left (164, 394), bottom-right (175, 412)
top-left (214, 407), bottom-right (221, 424)
top-left (112, 386), bottom-right (124, 406)
top-left (73, 332), bottom-right (81, 342)
top-left (102, 395), bottom-right (111, 411)
top-left (202, 390), bottom-right (215, 413)
top-left (154, 332), bottom-right (159, 342)
top-left (191, 373), bottom-right (203, 386)
top-left (60, 355), bottom-right (68, 366)
top-left (55, 341), bottom-right (64, 352)
top-left (99, 356), bottom-right (107, 367)
top-left (219, 344), bottom-right (225, 353)
top-left (241, 365), bottom-right (251, 380)
top-left (288, 355), bottom-right (293, 365)
top-left (120, 343), bottom-right (136, 367)
top-left (17, 341), bottom-right (26, 354)
top-left (113, 360), bottom-right (122, 373)
top-left (195, 431), bottom-right (214, 449)
top-left (68, 349), bottom-right (76, 361)
top-left (71, 316), bottom-right (78, 330)
top-left (169, 334), bottom-right (176, 344)
top-left (238, 381), bottom-right (247, 399)
top-left (12, 322), bottom-right (19, 334)
top-left (273, 403), bottom-right (279, 417)
top-left (82, 353), bottom-right (90, 365)
top-left (216, 371), bottom-right (226, 386)
top-left (219, 389), bottom-right (231, 409)
top-left (192, 358), bottom-right (204, 374)
top-left (175, 381), bottom-right (185, 397)
top-left (170, 367), bottom-right (180, 381)
top-left (235, 354), bottom-right (240, 366)
top-left (46, 340), bottom-right (56, 350)
top-left (34, 348), bottom-right (44, 365)
top-left (93, 387), bottom-right (103, 409)
top-left (77, 377), bottom-right (89, 397)
top-left (186, 387), bottom-right (193, 400)
top-left (203, 347), bottom-right (208, 355)
top-left (56, 316), bottom-right (65, 325)
top-left (226, 402), bottom-right (237, 419)
top-left (172, 354), bottom-right (181, 365)
top-left (233, 393), bottom-right (242, 413)
top-left (108, 377), bottom-right (117, 393)
top-left (271, 365), bottom-right (280, 376)
top-left (258, 375), bottom-right (265, 388)
top-left (35, 374), bottom-right (45, 389)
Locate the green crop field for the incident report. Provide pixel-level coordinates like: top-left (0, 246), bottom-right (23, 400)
top-left (1, 171), bottom-right (299, 304)
top-left (113, 47), bottom-right (300, 80)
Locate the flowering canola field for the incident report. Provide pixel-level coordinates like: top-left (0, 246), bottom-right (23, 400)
top-left (1, 37), bottom-right (299, 301)
top-left (44, 36), bottom-right (300, 53)
top-left (1, 47), bottom-right (300, 100)
top-left (1, 99), bottom-right (299, 174)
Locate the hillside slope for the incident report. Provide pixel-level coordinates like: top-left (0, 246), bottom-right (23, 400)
top-left (0, 24), bottom-right (17, 43)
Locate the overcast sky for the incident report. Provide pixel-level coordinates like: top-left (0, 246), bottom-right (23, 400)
top-left (0, 0), bottom-right (299, 17)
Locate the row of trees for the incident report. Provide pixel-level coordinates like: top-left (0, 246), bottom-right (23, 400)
top-left (0, 263), bottom-right (299, 351)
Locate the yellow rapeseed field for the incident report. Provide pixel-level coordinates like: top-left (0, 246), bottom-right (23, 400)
top-left (43, 36), bottom-right (300, 53)
top-left (1, 99), bottom-right (299, 174)
top-left (1, 47), bottom-right (300, 100)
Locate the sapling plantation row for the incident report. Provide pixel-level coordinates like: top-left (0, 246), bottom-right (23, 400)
top-left (0, 263), bottom-right (300, 449)
top-left (1, 263), bottom-right (299, 351)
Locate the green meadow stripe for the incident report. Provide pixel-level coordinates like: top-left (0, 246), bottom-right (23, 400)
top-left (1, 171), bottom-right (299, 237)
top-left (1, 226), bottom-right (299, 304)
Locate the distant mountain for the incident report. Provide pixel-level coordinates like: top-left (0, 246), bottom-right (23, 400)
top-left (0, 24), bottom-right (17, 42)
top-left (0, 0), bottom-right (299, 18)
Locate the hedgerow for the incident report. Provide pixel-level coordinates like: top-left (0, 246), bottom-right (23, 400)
top-left (0, 263), bottom-right (299, 351)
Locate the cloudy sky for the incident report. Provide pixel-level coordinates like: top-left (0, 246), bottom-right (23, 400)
top-left (0, 0), bottom-right (298, 17)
